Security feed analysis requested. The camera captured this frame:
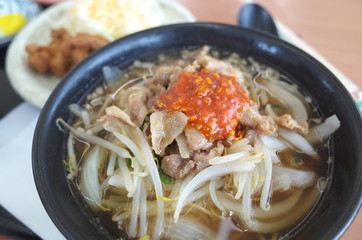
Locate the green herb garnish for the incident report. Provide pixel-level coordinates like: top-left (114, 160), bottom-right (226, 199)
top-left (63, 155), bottom-right (76, 173)
top-left (63, 160), bottom-right (70, 172)
top-left (159, 171), bottom-right (173, 184)
top-left (259, 104), bottom-right (285, 112)
top-left (126, 158), bottom-right (132, 167)
top-left (292, 156), bottom-right (303, 165)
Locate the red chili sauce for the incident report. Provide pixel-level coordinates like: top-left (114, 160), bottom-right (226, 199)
top-left (155, 68), bottom-right (250, 140)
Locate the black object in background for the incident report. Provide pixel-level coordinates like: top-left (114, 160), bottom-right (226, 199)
top-left (0, 45), bottom-right (39, 239)
top-left (0, 207), bottom-right (41, 240)
top-left (0, 4), bottom-right (50, 240)
top-left (0, 45), bottom-right (23, 118)
top-left (238, 3), bottom-right (279, 37)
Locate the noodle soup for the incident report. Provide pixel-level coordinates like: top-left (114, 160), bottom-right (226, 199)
top-left (58, 46), bottom-right (340, 239)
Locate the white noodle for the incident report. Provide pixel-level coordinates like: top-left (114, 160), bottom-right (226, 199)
top-left (251, 165), bottom-right (260, 192)
top-left (108, 170), bottom-right (125, 188)
top-left (260, 135), bottom-right (287, 164)
top-left (227, 138), bottom-right (250, 154)
top-left (273, 166), bottom-right (316, 188)
top-left (262, 81), bottom-right (308, 122)
top-left (117, 157), bottom-right (134, 197)
top-left (66, 134), bottom-right (77, 178)
top-left (235, 173), bottom-right (247, 200)
top-left (112, 210), bottom-right (130, 222)
top-left (245, 189), bottom-right (318, 233)
top-left (168, 179), bottom-right (183, 199)
top-left (185, 179), bottom-right (224, 206)
top-left (131, 160), bottom-right (141, 206)
top-left (279, 128), bottom-right (318, 158)
top-left (216, 191), bottom-right (242, 213)
top-left (79, 146), bottom-right (102, 206)
top-left (81, 110), bottom-right (91, 126)
top-left (134, 128), bottom-right (164, 240)
top-left (260, 135), bottom-right (287, 150)
top-left (106, 152), bottom-right (117, 177)
top-left (86, 123), bottom-right (104, 135)
top-left (180, 174), bottom-right (195, 192)
top-left (68, 103), bottom-right (83, 118)
top-left (139, 178), bottom-right (148, 237)
top-left (209, 151), bottom-right (250, 165)
top-left (313, 114), bottom-right (340, 141)
top-left (242, 173), bottom-right (252, 220)
top-left (209, 179), bottom-right (225, 212)
top-left (174, 161), bottom-right (256, 222)
top-left (129, 175), bottom-right (141, 238)
top-left (95, 97), bottom-right (112, 119)
top-left (260, 142), bottom-right (272, 211)
top-left (57, 119), bottom-right (132, 159)
top-left (163, 217), bottom-right (216, 240)
top-left (252, 189), bottom-right (303, 219)
top-left (113, 131), bottom-right (147, 167)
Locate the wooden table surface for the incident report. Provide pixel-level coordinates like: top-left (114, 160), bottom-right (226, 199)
top-left (176, 0), bottom-right (362, 239)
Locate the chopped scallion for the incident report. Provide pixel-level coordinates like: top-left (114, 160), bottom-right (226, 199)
top-left (159, 171), bottom-right (173, 184)
top-left (139, 235), bottom-right (150, 240)
top-left (292, 156), bottom-right (304, 165)
top-left (63, 155), bottom-right (76, 173)
top-left (126, 158), bottom-right (132, 167)
top-left (259, 104), bottom-right (285, 111)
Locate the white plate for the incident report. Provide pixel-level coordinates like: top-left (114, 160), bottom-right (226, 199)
top-left (5, 0), bottom-right (195, 108)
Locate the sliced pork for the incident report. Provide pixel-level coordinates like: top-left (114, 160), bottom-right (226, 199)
top-left (150, 111), bottom-right (188, 156)
top-left (239, 107), bottom-right (277, 135)
top-left (161, 154), bottom-right (195, 179)
top-left (184, 128), bottom-right (213, 152)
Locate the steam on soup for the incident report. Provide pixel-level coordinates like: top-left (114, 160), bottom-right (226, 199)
top-left (58, 46), bottom-right (340, 240)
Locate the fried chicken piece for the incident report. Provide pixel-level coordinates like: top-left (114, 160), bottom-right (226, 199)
top-left (26, 28), bottom-right (109, 77)
top-left (26, 45), bottom-right (50, 74)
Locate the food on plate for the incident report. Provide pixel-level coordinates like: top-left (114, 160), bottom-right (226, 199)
top-left (0, 14), bottom-right (26, 37)
top-left (25, 0), bottom-right (167, 78)
top-left (68, 0), bottom-right (165, 40)
top-left (57, 46), bottom-right (340, 239)
top-left (26, 28), bottom-right (109, 77)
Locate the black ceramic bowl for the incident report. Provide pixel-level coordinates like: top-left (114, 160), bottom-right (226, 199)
top-left (32, 23), bottom-right (362, 240)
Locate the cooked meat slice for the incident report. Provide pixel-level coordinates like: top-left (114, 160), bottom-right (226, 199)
top-left (142, 122), bottom-right (151, 144)
top-left (245, 130), bottom-right (258, 145)
top-left (150, 66), bottom-right (172, 87)
top-left (196, 55), bottom-right (242, 79)
top-left (161, 154), bottom-right (195, 179)
top-left (193, 142), bottom-right (224, 172)
top-left (183, 60), bottom-right (200, 72)
top-left (275, 114), bottom-right (308, 133)
top-left (239, 107), bottom-right (277, 135)
top-left (150, 111), bottom-right (188, 155)
top-left (184, 128), bottom-right (213, 152)
top-left (146, 84), bottom-right (166, 109)
top-left (127, 87), bottom-right (152, 126)
top-left (175, 133), bottom-right (190, 158)
top-left (148, 65), bottom-right (183, 89)
top-left (264, 105), bottom-right (308, 134)
top-left (100, 106), bottom-right (136, 128)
